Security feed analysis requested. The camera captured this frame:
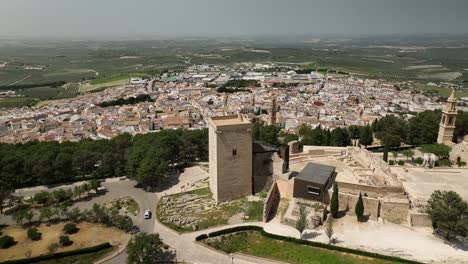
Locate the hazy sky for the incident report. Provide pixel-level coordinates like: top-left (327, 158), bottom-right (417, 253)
top-left (0, 0), bottom-right (467, 39)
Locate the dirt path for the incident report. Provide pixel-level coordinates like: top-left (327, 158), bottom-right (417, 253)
top-left (8, 74), bottom-right (31, 86)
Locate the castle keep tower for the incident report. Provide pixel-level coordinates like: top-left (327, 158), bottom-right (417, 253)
top-left (437, 90), bottom-right (458, 144)
top-left (208, 115), bottom-right (252, 202)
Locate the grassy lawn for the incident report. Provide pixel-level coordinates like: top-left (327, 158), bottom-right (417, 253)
top-left (157, 188), bottom-right (264, 233)
top-left (36, 246), bottom-right (114, 264)
top-left (205, 231), bottom-right (400, 264)
top-left (89, 73), bottom-right (146, 85)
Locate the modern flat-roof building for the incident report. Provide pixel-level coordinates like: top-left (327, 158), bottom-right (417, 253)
top-left (293, 162), bottom-right (337, 203)
top-left (208, 115), bottom-right (252, 202)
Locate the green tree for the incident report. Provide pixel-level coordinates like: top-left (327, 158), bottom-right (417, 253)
top-left (89, 179), bottom-right (102, 193)
top-left (39, 207), bottom-right (54, 223)
top-left (295, 204), bottom-right (308, 237)
top-left (392, 151), bottom-right (399, 162)
top-left (355, 192), bottom-right (364, 220)
top-left (33, 191), bottom-right (50, 205)
top-left (348, 126), bottom-right (360, 139)
top-left (12, 209), bottom-right (27, 225)
top-left (426, 190), bottom-right (468, 239)
top-left (59, 235), bottom-right (72, 246)
top-left (0, 235), bottom-right (15, 249)
top-left (325, 217), bottom-right (334, 244)
top-left (359, 125), bottom-right (373, 147)
top-left (127, 233), bottom-right (165, 264)
top-left (63, 223), bottom-right (78, 234)
top-left (0, 180), bottom-right (13, 213)
top-left (330, 127), bottom-right (351, 147)
top-left (420, 144), bottom-right (452, 159)
top-left (27, 227), bottom-right (42, 241)
top-left (330, 183), bottom-right (339, 218)
top-left (402, 149), bottom-right (415, 161)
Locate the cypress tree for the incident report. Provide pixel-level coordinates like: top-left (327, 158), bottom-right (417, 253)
top-left (355, 192), bottom-right (364, 220)
top-left (330, 183), bottom-right (339, 218)
top-left (383, 141), bottom-right (389, 162)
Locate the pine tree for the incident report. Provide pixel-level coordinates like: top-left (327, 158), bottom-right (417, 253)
top-left (355, 192), bottom-right (364, 220)
top-left (359, 125), bottom-right (373, 147)
top-left (330, 183), bottom-right (339, 218)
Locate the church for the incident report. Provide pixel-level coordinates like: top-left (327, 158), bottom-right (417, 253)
top-left (437, 90), bottom-right (467, 163)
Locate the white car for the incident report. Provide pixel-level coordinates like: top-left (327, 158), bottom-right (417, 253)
top-left (144, 210), bottom-right (152, 219)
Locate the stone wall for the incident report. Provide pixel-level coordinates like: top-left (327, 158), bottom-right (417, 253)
top-left (380, 198), bottom-right (409, 224)
top-left (337, 181), bottom-right (405, 199)
top-left (337, 192), bottom-right (380, 220)
top-left (288, 141), bottom-right (299, 154)
top-left (253, 152), bottom-right (274, 193)
top-left (302, 145), bottom-right (346, 156)
top-left (276, 179), bottom-right (294, 199)
top-left (410, 213), bottom-right (432, 227)
top-left (263, 182), bottom-right (280, 222)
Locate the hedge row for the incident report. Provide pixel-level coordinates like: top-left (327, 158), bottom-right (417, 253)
top-left (196, 226), bottom-right (422, 264)
top-left (0, 242), bottom-right (112, 264)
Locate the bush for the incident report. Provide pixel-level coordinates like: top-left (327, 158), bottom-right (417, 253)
top-left (414, 157), bottom-right (423, 164)
top-left (437, 159), bottom-right (453, 167)
top-left (48, 242), bottom-right (59, 254)
top-left (398, 160), bottom-right (405, 166)
top-left (0, 235), bottom-right (15, 249)
top-left (63, 223), bottom-right (78, 234)
top-left (388, 160), bottom-right (395, 165)
top-left (33, 191), bottom-right (50, 205)
top-left (27, 228), bottom-right (42, 241)
top-left (59, 235), bottom-right (72, 246)
top-left (457, 161), bottom-right (467, 167)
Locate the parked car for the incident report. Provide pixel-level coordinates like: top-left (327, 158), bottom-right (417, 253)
top-left (144, 210), bottom-right (152, 219)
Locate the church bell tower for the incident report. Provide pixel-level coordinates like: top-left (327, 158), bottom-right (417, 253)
top-left (437, 90), bottom-right (458, 144)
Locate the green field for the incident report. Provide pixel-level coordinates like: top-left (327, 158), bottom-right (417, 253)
top-left (0, 38), bottom-right (467, 96)
top-left (0, 97), bottom-right (38, 108)
top-left (205, 231), bottom-right (403, 264)
top-left (89, 73), bottom-right (147, 85)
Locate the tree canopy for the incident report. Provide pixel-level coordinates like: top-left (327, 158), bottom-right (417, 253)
top-left (127, 233), bottom-right (165, 264)
top-left (426, 190), bottom-right (468, 239)
top-left (0, 129), bottom-right (208, 189)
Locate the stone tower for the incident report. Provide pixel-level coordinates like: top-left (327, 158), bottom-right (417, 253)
top-left (437, 90), bottom-right (458, 144)
top-left (208, 115), bottom-right (252, 202)
top-left (270, 96), bottom-right (277, 125)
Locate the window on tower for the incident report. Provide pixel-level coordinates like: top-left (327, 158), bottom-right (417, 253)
top-left (232, 147), bottom-right (237, 157)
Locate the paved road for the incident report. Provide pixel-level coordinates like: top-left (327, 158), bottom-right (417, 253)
top-left (1, 167), bottom-right (274, 264)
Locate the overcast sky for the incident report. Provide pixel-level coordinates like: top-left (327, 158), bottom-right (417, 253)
top-left (0, 0), bottom-right (467, 40)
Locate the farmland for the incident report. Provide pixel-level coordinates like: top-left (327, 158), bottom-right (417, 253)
top-left (0, 37), bottom-right (467, 104)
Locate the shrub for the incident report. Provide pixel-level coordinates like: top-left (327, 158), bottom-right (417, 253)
top-left (398, 160), bottom-right (405, 166)
top-left (0, 235), bottom-right (15, 249)
top-left (457, 161), bottom-right (467, 167)
top-left (414, 157), bottom-right (423, 164)
top-left (388, 160), bottom-right (395, 165)
top-left (437, 159), bottom-right (453, 167)
top-left (59, 235), bottom-right (72, 246)
top-left (63, 223), bottom-right (78, 234)
top-left (33, 191), bottom-right (50, 205)
top-left (48, 242), bottom-right (59, 254)
top-left (27, 228), bottom-right (42, 241)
